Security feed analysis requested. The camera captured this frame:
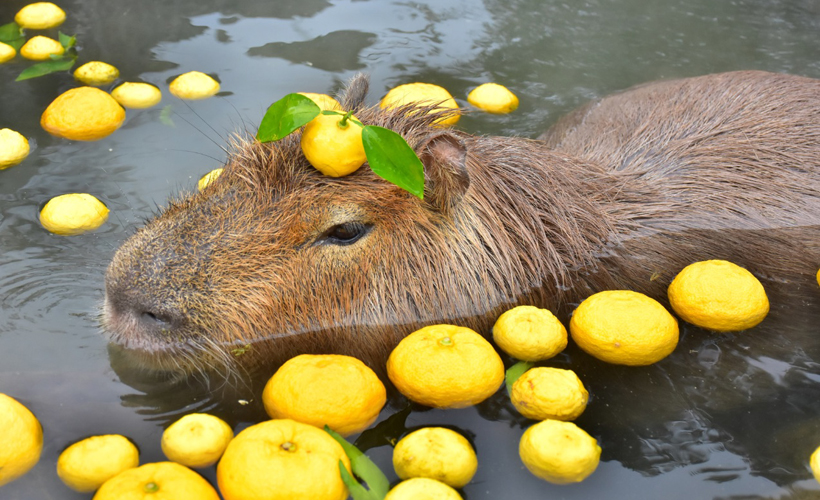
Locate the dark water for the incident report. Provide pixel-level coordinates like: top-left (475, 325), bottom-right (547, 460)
top-left (1, 0), bottom-right (820, 498)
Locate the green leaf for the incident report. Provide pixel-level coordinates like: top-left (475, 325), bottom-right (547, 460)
top-left (362, 126), bottom-right (425, 199)
top-left (58, 32), bottom-right (76, 49)
top-left (506, 361), bottom-right (534, 395)
top-left (257, 93), bottom-right (321, 142)
top-left (325, 426), bottom-right (390, 500)
top-left (339, 461), bottom-right (377, 500)
top-left (159, 105), bottom-right (175, 127)
top-left (16, 57), bottom-right (76, 81)
top-left (0, 22), bottom-right (22, 42)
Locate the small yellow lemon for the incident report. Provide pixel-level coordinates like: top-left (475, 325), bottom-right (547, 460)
top-left (217, 419), bottom-right (351, 500)
top-left (668, 260), bottom-right (769, 331)
top-left (380, 82), bottom-right (460, 126)
top-left (40, 193), bottom-right (109, 236)
top-left (111, 82), bottom-right (162, 109)
top-left (467, 83), bottom-right (519, 114)
top-left (493, 305), bottom-right (567, 361)
top-left (197, 168), bottom-right (223, 191)
top-left (161, 413), bottom-right (233, 469)
top-left (570, 290), bottom-right (679, 366)
top-left (169, 71), bottom-right (220, 100)
top-left (384, 477), bottom-right (463, 500)
top-left (810, 445), bottom-right (820, 483)
top-left (0, 128), bottom-right (30, 169)
top-left (15, 2), bottom-right (66, 30)
top-left (57, 434), bottom-right (139, 493)
top-left (519, 419), bottom-right (600, 484)
top-left (393, 427), bottom-right (477, 488)
top-left (0, 42), bottom-right (16, 63)
top-left (300, 112), bottom-right (366, 177)
top-left (74, 61), bottom-right (120, 86)
top-left (20, 35), bottom-right (64, 61)
top-left (387, 324), bottom-right (505, 409)
top-left (0, 394), bottom-right (43, 487)
top-left (41, 86), bottom-right (126, 141)
top-left (262, 354), bottom-right (386, 436)
top-left (816, 268), bottom-right (820, 287)
top-left (93, 461), bottom-right (219, 500)
top-left (511, 367), bottom-right (588, 421)
top-left (299, 92), bottom-right (342, 111)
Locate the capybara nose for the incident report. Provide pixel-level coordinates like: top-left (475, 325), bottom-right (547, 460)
top-left (138, 309), bottom-right (176, 332)
top-left (104, 278), bottom-right (188, 341)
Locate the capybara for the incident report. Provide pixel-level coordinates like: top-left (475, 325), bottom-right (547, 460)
top-left (103, 70), bottom-right (820, 377)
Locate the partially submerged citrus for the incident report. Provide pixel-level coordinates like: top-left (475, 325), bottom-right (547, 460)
top-left (262, 354), bottom-right (386, 436)
top-left (41, 86), bottom-right (126, 141)
top-left (393, 427), bottom-right (477, 488)
top-left (387, 324), bottom-right (505, 409)
top-left (74, 61), bottom-right (120, 86)
top-left (0, 42), bottom-right (16, 63)
top-left (519, 419), bottom-right (601, 484)
top-left (300, 112), bottom-right (366, 177)
top-left (380, 82), bottom-right (460, 126)
top-left (511, 367), bottom-right (588, 421)
top-left (20, 35), bottom-right (64, 61)
top-left (0, 128), bottom-right (30, 169)
top-left (15, 2), bottom-right (66, 30)
top-left (467, 83), bottom-right (519, 114)
top-left (298, 92), bottom-right (342, 111)
top-left (811, 445), bottom-right (820, 483)
top-left (668, 259), bottom-right (769, 331)
top-left (570, 290), bottom-right (679, 366)
top-left (493, 305), bottom-right (567, 361)
top-left (93, 461), bottom-right (219, 500)
top-left (384, 477), bottom-right (463, 500)
top-left (111, 82), bottom-right (162, 109)
top-left (197, 168), bottom-right (223, 191)
top-left (40, 193), bottom-right (109, 236)
top-left (57, 434), bottom-right (139, 493)
top-left (217, 419), bottom-right (351, 500)
top-left (0, 394), bottom-right (43, 487)
top-left (169, 71), bottom-right (220, 100)
top-left (161, 413), bottom-right (233, 469)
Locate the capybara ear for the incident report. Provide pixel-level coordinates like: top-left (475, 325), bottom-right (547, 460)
top-left (340, 73), bottom-right (369, 112)
top-left (419, 131), bottom-right (470, 213)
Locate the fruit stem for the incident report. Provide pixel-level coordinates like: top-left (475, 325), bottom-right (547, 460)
top-left (338, 110), bottom-right (354, 129)
top-left (438, 336), bottom-right (453, 346)
top-left (144, 482), bottom-right (159, 493)
top-left (281, 441), bottom-right (296, 452)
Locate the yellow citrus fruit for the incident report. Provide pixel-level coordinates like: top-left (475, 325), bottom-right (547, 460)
top-left (519, 419), bottom-right (600, 484)
top-left (15, 2), bottom-right (66, 29)
top-left (161, 413), bottom-right (233, 469)
top-left (40, 193), bottom-right (109, 236)
top-left (492, 305), bottom-right (567, 361)
top-left (467, 83), bottom-right (519, 114)
top-left (217, 419), bottom-right (351, 500)
top-left (511, 367), bottom-right (588, 421)
top-left (569, 290), bottom-right (679, 366)
top-left (197, 168), bottom-right (224, 191)
top-left (0, 42), bottom-right (16, 63)
top-left (0, 394), bottom-right (43, 487)
top-left (74, 61), bottom-right (120, 86)
top-left (57, 434), bottom-right (139, 493)
top-left (384, 477), bottom-right (463, 500)
top-left (299, 92), bottom-right (342, 111)
top-left (41, 86), bottom-right (126, 141)
top-left (811, 445), bottom-right (820, 483)
top-left (111, 82), bottom-right (162, 109)
top-left (817, 268), bottom-right (820, 287)
top-left (380, 82), bottom-right (460, 126)
top-left (93, 461), bottom-right (219, 500)
top-left (387, 324), bottom-right (505, 409)
top-left (169, 71), bottom-right (220, 100)
top-left (0, 128), bottom-right (30, 169)
top-left (668, 260), bottom-right (769, 331)
top-left (20, 35), bottom-right (64, 61)
top-left (300, 113), bottom-right (366, 177)
top-left (393, 427), bottom-right (477, 488)
top-left (262, 354), bottom-right (386, 436)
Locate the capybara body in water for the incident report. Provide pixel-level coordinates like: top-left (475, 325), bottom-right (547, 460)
top-left (103, 70), bottom-right (820, 377)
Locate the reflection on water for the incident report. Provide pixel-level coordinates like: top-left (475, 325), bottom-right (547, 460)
top-left (1, 0), bottom-right (819, 498)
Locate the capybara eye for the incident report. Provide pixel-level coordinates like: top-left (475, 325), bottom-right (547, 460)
top-left (316, 222), bottom-right (372, 246)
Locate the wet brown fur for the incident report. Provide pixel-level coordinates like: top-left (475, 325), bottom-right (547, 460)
top-left (104, 70), bottom-right (820, 377)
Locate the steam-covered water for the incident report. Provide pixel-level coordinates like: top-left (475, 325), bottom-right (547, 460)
top-left (1, 0), bottom-right (819, 498)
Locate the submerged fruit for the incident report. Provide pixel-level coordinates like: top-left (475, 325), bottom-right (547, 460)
top-left (668, 259), bottom-right (769, 331)
top-left (20, 35), bottom-right (64, 61)
top-left (40, 193), bottom-right (109, 236)
top-left (380, 82), bottom-right (460, 126)
top-left (93, 461), bottom-right (219, 500)
top-left (467, 83), bottom-right (519, 114)
top-left (511, 367), bottom-right (588, 421)
top-left (0, 42), bottom-right (16, 63)
top-left (57, 434), bottom-right (139, 493)
top-left (74, 61), bottom-right (120, 86)
top-left (300, 113), bottom-right (366, 177)
top-left (15, 2), bottom-right (66, 30)
top-left (493, 305), bottom-right (567, 361)
top-left (169, 71), bottom-right (220, 100)
top-left (0, 394), bottom-right (43, 487)
top-left (0, 128), bottom-right (30, 169)
top-left (393, 427), bottom-right (477, 488)
top-left (41, 86), bottom-right (126, 141)
top-left (384, 477), bottom-right (463, 500)
top-left (161, 413), bottom-right (233, 468)
top-left (519, 419), bottom-right (600, 484)
top-left (197, 168), bottom-right (223, 191)
top-left (570, 290), bottom-right (679, 366)
top-left (111, 82), bottom-right (162, 109)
